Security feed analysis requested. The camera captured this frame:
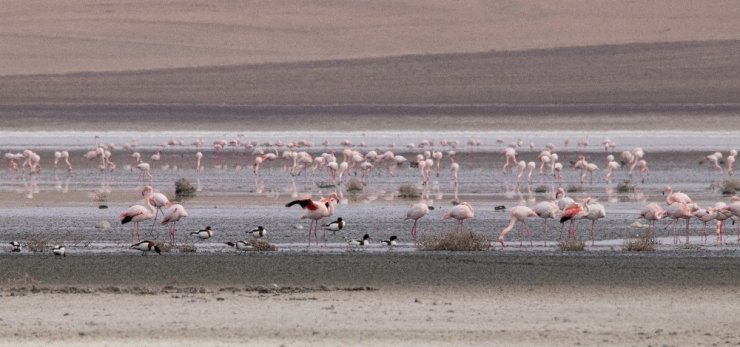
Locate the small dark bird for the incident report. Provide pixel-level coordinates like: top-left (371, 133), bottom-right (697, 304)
top-left (52, 245), bottom-right (66, 257)
top-left (9, 241), bottom-right (21, 252)
top-left (323, 218), bottom-right (345, 234)
top-left (190, 226), bottom-right (214, 239)
top-left (248, 226), bottom-right (267, 238)
top-left (130, 240), bottom-right (161, 256)
top-left (381, 235), bottom-right (398, 246)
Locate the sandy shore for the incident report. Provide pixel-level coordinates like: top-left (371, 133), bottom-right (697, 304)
top-left (2, 253), bottom-right (739, 346)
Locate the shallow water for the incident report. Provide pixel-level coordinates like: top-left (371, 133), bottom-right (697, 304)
top-left (1, 128), bottom-right (739, 255)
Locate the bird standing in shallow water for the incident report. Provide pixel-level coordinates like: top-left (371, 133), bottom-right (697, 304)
top-left (322, 218), bottom-right (345, 235)
top-left (405, 202), bottom-right (434, 241)
top-left (443, 202), bottom-right (474, 233)
top-left (498, 205), bottom-right (537, 248)
top-left (285, 192), bottom-right (338, 245)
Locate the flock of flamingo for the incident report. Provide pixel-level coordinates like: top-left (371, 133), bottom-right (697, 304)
top-left (4, 134), bottom-right (740, 254)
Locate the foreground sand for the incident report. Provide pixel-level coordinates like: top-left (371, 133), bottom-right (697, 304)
top-left (2, 253), bottom-right (739, 346)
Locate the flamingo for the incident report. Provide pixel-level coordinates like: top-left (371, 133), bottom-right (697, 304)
top-left (498, 205), bottom-right (537, 247)
top-left (443, 202), bottom-right (474, 233)
top-left (638, 203), bottom-right (665, 239)
top-left (143, 185), bottom-right (172, 229)
top-left (405, 201), bottom-right (434, 241)
top-left (693, 207), bottom-right (717, 244)
top-left (195, 152), bottom-right (203, 171)
top-left (532, 200), bottom-right (559, 245)
top-left (727, 150), bottom-right (736, 176)
top-left (119, 196), bottom-right (155, 242)
top-left (555, 187), bottom-right (575, 211)
top-left (559, 202), bottom-right (584, 241)
top-left (663, 185), bottom-right (692, 205)
top-left (285, 192), bottom-right (339, 244)
top-left (451, 162), bottom-right (460, 186)
top-left (582, 197), bottom-right (606, 246)
top-left (664, 202), bottom-right (693, 244)
top-left (160, 204), bottom-right (188, 245)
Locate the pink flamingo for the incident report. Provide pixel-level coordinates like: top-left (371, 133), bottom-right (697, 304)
top-left (663, 185), bottom-right (692, 205)
top-left (582, 197), bottom-right (606, 246)
top-left (142, 185), bottom-right (172, 229)
top-left (664, 202), bottom-right (693, 244)
top-left (443, 202), bottom-right (474, 233)
top-left (195, 152), bottom-right (203, 171)
top-left (405, 201), bottom-right (434, 241)
top-left (727, 150), bottom-right (736, 176)
top-left (532, 200), bottom-right (559, 245)
top-left (559, 202), bottom-right (584, 241)
top-left (693, 207), bottom-right (717, 244)
top-left (498, 205), bottom-right (537, 247)
top-left (638, 203), bottom-right (665, 239)
top-left (119, 196), bottom-right (155, 242)
top-left (285, 192), bottom-right (338, 245)
top-left (502, 147), bottom-right (517, 174)
top-left (161, 204), bottom-right (188, 245)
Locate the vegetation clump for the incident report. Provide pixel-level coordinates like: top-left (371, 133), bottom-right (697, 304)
top-left (248, 239), bottom-right (278, 251)
top-left (622, 237), bottom-right (656, 252)
top-left (346, 178), bottom-right (364, 192)
top-left (616, 180), bottom-right (636, 193)
top-left (719, 179), bottom-right (740, 195)
top-left (558, 239), bottom-right (585, 252)
top-left (566, 185), bottom-right (583, 193)
top-left (397, 184), bottom-right (421, 199)
top-left (26, 237), bottom-right (48, 253)
top-left (418, 232), bottom-right (492, 251)
top-left (175, 178), bottom-right (196, 200)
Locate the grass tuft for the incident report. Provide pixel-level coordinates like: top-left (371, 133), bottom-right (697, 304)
top-left (175, 178), bottom-right (196, 200)
top-left (622, 237), bottom-right (656, 252)
top-left (346, 178), bottom-right (364, 192)
top-left (719, 179), bottom-right (740, 195)
top-left (534, 185), bottom-right (548, 193)
top-left (558, 239), bottom-right (585, 252)
top-left (177, 244), bottom-right (197, 253)
top-left (418, 231), bottom-right (491, 251)
top-left (248, 239), bottom-right (278, 251)
top-left (616, 180), bottom-right (636, 193)
top-left (26, 237), bottom-right (48, 253)
top-left (397, 184), bottom-right (421, 199)
top-left (566, 185), bottom-right (583, 193)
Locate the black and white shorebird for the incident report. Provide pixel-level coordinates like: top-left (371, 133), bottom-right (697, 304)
top-left (248, 226), bottom-right (267, 238)
top-left (130, 240), bottom-right (161, 256)
top-left (346, 234), bottom-right (371, 248)
top-left (9, 241), bottom-right (21, 252)
top-left (190, 226), bottom-right (214, 240)
top-left (323, 217), bottom-right (345, 234)
top-left (225, 241), bottom-right (253, 252)
top-left (380, 235), bottom-right (398, 247)
top-left (52, 245), bottom-right (66, 257)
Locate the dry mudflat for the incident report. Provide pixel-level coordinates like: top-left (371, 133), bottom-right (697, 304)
top-left (1, 253), bottom-right (740, 346)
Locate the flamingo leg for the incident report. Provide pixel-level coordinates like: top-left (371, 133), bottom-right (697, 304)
top-left (411, 220), bottom-right (418, 241)
top-left (591, 220), bottom-right (596, 246)
top-left (524, 221), bottom-right (533, 246)
top-left (685, 218), bottom-right (691, 244)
